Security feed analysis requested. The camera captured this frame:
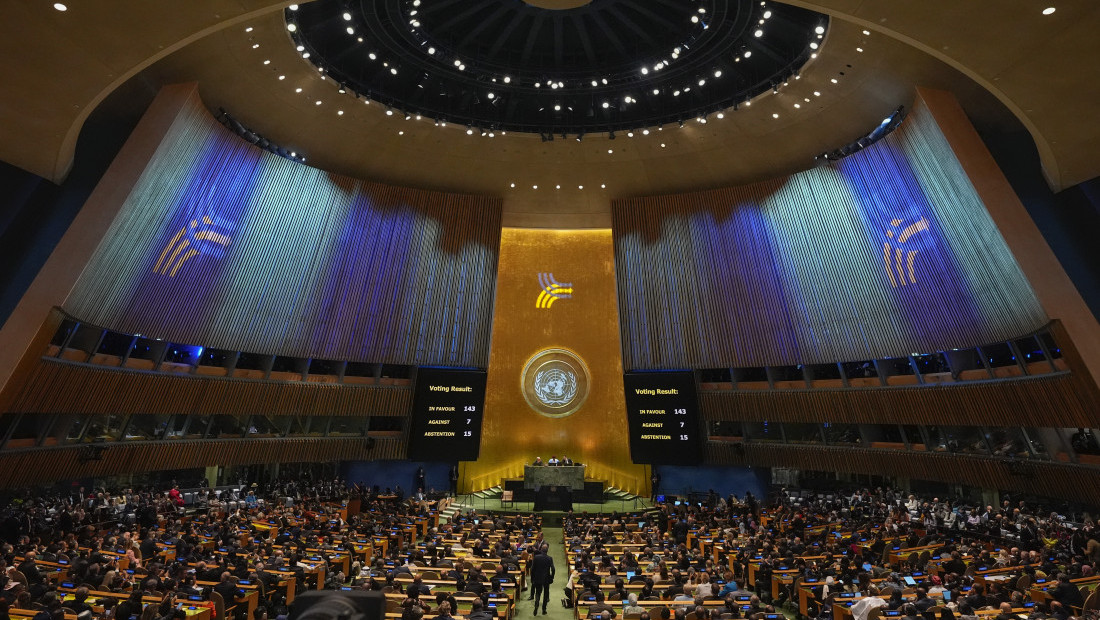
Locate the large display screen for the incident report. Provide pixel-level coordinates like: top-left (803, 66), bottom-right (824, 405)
top-left (623, 371), bottom-right (702, 465)
top-left (407, 368), bottom-right (487, 461)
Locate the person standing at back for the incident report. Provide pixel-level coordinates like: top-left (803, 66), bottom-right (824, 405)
top-left (530, 542), bottom-right (556, 615)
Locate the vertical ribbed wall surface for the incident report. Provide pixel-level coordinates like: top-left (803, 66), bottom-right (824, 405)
top-left (65, 98), bottom-right (501, 367)
top-left (613, 100), bottom-right (1045, 369)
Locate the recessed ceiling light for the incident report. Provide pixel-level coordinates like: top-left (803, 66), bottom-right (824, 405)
top-left (53, 2), bottom-right (67, 10)
top-left (1042, 6), bottom-right (1056, 14)
top-left (287, 23), bottom-right (297, 32)
top-left (510, 183), bottom-right (515, 188)
top-left (772, 113), bottom-right (779, 118)
top-left (601, 184), bottom-right (606, 188)
top-left (245, 27), bottom-right (253, 33)
top-left (863, 29), bottom-right (871, 35)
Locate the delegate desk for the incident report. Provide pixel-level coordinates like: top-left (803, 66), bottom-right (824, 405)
top-left (524, 465), bottom-right (584, 511)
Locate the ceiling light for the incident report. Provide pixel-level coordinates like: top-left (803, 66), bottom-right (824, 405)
top-left (338, 110), bottom-right (344, 116)
top-left (578, 185), bottom-right (584, 189)
top-left (857, 47), bottom-right (864, 52)
top-left (245, 27), bottom-right (253, 32)
top-left (601, 184), bottom-right (606, 189)
top-left (642, 129), bottom-right (650, 135)
top-left (1042, 6), bottom-right (1056, 14)
top-left (810, 42), bottom-right (819, 49)
top-left (754, 29), bottom-right (763, 37)
top-left (53, 2), bottom-right (67, 10)
top-left (278, 75), bottom-right (285, 80)
top-left (831, 78), bottom-right (838, 83)
top-left (510, 183), bottom-right (515, 188)
top-left (764, 10), bottom-right (772, 18)
top-left (862, 29), bottom-right (870, 35)
top-left (772, 113), bottom-right (779, 118)
top-left (288, 4), bottom-right (298, 10)
top-left (343, 12), bottom-right (352, 20)
top-left (716, 112), bottom-right (724, 119)
top-left (815, 25), bottom-right (825, 34)
top-left (714, 70), bottom-right (722, 78)
top-left (315, 100), bottom-right (322, 105)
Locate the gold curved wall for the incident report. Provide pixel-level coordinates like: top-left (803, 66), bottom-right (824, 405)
top-left (462, 228), bottom-right (647, 495)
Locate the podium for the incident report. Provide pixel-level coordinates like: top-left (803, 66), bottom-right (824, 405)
top-left (524, 465), bottom-right (584, 511)
top-left (523, 465), bottom-right (585, 490)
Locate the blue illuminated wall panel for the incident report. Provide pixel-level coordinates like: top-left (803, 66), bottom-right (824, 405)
top-left (65, 98), bottom-right (501, 367)
top-left (613, 100), bottom-right (1046, 369)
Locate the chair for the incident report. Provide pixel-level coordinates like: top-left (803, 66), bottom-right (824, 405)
top-left (422, 570), bottom-right (440, 579)
top-left (1083, 589), bottom-right (1100, 612)
top-left (867, 607), bottom-right (885, 620)
top-left (10, 570), bottom-right (27, 587)
top-left (210, 591), bottom-right (227, 620)
top-left (624, 615), bottom-right (643, 620)
top-left (1015, 574), bottom-right (1031, 590)
top-left (501, 490), bottom-right (514, 507)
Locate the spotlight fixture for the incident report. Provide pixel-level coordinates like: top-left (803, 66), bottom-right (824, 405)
top-left (815, 105), bottom-right (907, 161)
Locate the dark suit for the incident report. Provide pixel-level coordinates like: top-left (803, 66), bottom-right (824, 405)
top-left (530, 551), bottom-right (555, 613)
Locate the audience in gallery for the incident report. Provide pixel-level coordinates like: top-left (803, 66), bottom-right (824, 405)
top-left (1, 478), bottom-right (1099, 620)
top-left (562, 487), bottom-right (1100, 620)
top-left (0, 474), bottom-right (543, 620)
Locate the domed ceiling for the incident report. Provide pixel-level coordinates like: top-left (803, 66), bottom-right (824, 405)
top-left (289, 0), bottom-right (827, 134)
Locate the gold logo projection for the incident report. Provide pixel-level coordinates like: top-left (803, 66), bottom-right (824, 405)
top-left (521, 348), bottom-right (591, 418)
top-left (153, 216), bottom-right (233, 278)
top-left (536, 272), bottom-right (573, 309)
top-left (884, 217), bottom-right (929, 287)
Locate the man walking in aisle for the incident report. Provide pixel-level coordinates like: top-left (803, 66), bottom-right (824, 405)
top-left (531, 542), bottom-right (555, 615)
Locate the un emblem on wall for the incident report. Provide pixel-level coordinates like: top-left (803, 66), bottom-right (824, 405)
top-left (521, 348), bottom-right (591, 418)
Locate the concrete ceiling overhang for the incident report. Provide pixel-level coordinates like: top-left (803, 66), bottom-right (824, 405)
top-left (1, 1), bottom-right (1097, 226)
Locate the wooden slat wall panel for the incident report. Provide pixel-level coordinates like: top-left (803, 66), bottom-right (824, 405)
top-left (700, 320), bottom-right (1100, 428)
top-left (7, 359), bottom-right (412, 416)
top-left (64, 96), bottom-right (501, 367)
top-left (701, 374), bottom-right (1097, 427)
top-left (705, 442), bottom-right (1100, 504)
top-left (0, 437), bottom-right (404, 488)
top-left (612, 99), bottom-right (1045, 370)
